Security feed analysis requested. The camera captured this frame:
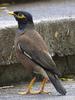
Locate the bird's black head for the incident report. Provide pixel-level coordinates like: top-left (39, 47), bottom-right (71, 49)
top-left (9, 11), bottom-right (34, 30)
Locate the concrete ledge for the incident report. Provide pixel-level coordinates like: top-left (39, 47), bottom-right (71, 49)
top-left (35, 19), bottom-right (75, 56)
top-left (0, 18), bottom-right (75, 65)
top-left (0, 0), bottom-right (68, 4)
top-left (0, 18), bottom-right (75, 85)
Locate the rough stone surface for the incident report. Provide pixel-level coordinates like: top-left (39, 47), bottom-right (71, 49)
top-left (0, 19), bottom-right (75, 65)
top-left (0, 28), bottom-right (16, 65)
top-left (35, 19), bottom-right (75, 56)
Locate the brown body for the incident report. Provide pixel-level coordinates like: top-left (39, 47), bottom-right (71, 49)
top-left (15, 29), bottom-right (49, 78)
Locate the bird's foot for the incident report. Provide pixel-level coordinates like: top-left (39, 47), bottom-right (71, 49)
top-left (38, 90), bottom-right (50, 94)
top-left (18, 77), bottom-right (36, 95)
top-left (18, 90), bottom-right (50, 95)
top-left (18, 90), bottom-right (32, 95)
top-left (39, 78), bottom-right (49, 94)
top-left (18, 77), bottom-right (50, 95)
top-left (30, 91), bottom-right (50, 95)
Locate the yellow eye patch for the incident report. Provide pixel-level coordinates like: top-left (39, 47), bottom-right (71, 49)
top-left (16, 13), bottom-right (26, 19)
top-left (8, 11), bottom-right (26, 19)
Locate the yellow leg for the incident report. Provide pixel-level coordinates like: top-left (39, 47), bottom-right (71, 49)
top-left (38, 78), bottom-right (50, 94)
top-left (28, 78), bottom-right (49, 95)
top-left (18, 77), bottom-right (36, 95)
top-left (18, 77), bottom-right (50, 95)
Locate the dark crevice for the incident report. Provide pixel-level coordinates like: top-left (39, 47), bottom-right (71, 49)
top-left (63, 56), bottom-right (70, 75)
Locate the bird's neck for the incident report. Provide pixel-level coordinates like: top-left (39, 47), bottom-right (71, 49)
top-left (18, 21), bottom-right (34, 30)
top-left (16, 22), bottom-right (34, 36)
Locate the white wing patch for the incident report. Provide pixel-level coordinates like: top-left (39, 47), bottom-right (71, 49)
top-left (24, 51), bottom-right (32, 59)
top-left (18, 44), bottom-right (21, 50)
top-left (18, 43), bottom-right (32, 59)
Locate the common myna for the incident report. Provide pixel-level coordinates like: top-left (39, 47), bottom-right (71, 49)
top-left (8, 11), bottom-right (66, 95)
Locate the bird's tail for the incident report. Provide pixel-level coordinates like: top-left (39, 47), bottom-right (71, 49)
top-left (49, 74), bottom-right (66, 95)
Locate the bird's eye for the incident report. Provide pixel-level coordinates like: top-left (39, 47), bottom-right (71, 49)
top-left (16, 13), bottom-right (26, 19)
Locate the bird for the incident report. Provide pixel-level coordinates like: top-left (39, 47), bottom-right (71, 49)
top-left (8, 11), bottom-right (66, 95)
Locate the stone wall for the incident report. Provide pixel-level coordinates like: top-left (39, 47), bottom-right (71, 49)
top-left (0, 19), bottom-right (75, 85)
top-left (0, 0), bottom-right (53, 4)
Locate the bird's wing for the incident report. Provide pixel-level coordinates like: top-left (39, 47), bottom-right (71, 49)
top-left (18, 37), bottom-right (61, 76)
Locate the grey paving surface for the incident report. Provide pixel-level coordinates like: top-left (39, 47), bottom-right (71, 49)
top-left (0, 1), bottom-right (75, 28)
top-left (0, 81), bottom-right (75, 100)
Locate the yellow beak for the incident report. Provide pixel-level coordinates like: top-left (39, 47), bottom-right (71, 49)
top-left (8, 11), bottom-right (14, 15)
